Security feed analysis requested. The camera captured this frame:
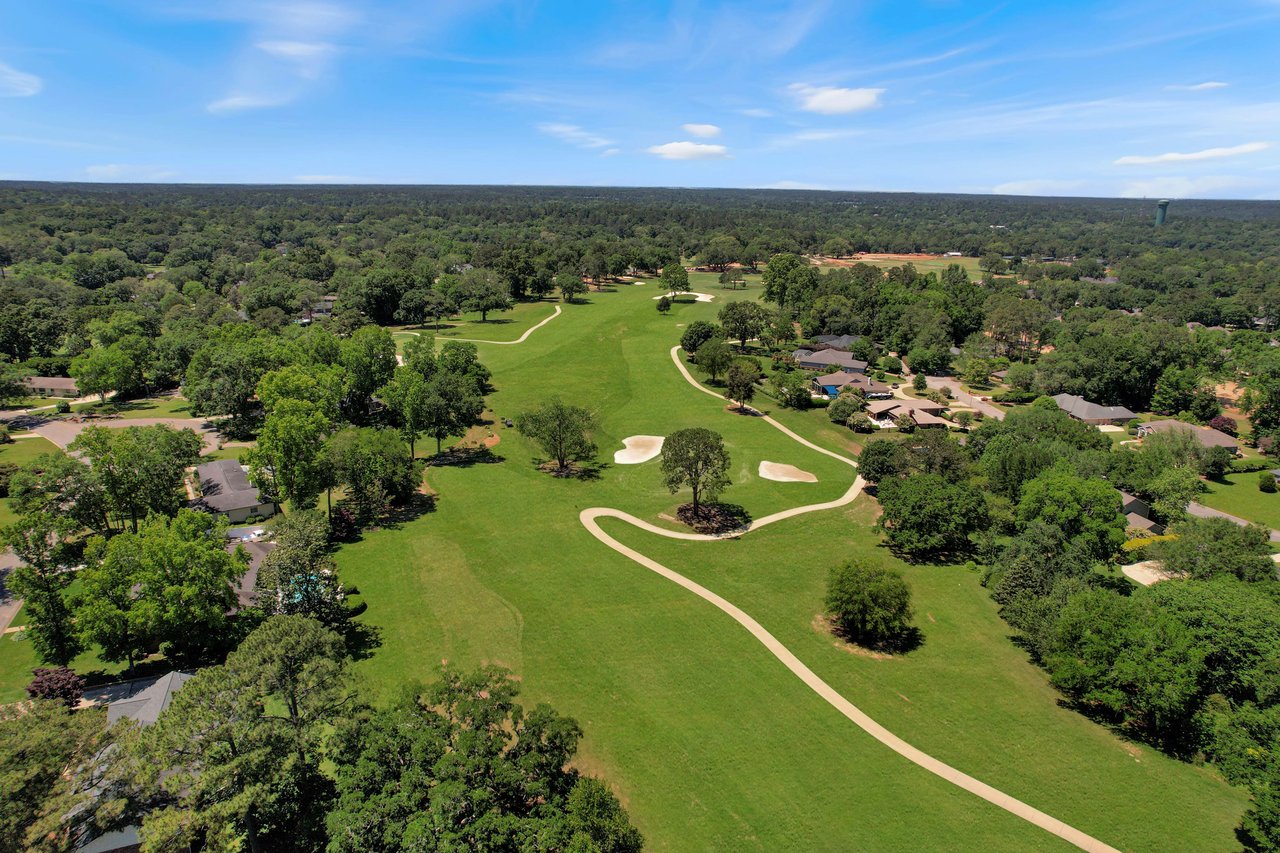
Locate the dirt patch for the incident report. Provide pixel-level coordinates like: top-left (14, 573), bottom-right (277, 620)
top-left (614, 435), bottom-right (663, 464)
top-left (758, 461), bottom-right (817, 483)
top-left (811, 614), bottom-right (893, 660)
top-left (483, 434), bottom-right (500, 448)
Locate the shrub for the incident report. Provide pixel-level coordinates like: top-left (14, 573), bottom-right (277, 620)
top-left (912, 373), bottom-right (927, 392)
top-left (25, 667), bottom-right (85, 707)
top-left (1210, 414), bottom-right (1238, 436)
top-left (848, 413), bottom-right (875, 433)
top-left (0, 424), bottom-right (10, 444)
top-left (824, 561), bottom-right (914, 650)
top-left (55, 400), bottom-right (71, 414)
top-left (329, 507), bottom-right (358, 541)
top-left (879, 356), bottom-right (902, 373)
top-left (953, 410), bottom-right (974, 429)
top-left (1126, 419), bottom-right (1142, 435)
top-left (1259, 472), bottom-right (1277, 493)
top-left (656, 296), bottom-right (671, 314)
top-left (827, 395), bottom-right (863, 424)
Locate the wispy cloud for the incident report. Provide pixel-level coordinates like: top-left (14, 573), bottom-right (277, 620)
top-left (1119, 175), bottom-right (1249, 198)
top-left (682, 123), bottom-right (721, 138)
top-left (1114, 141), bottom-right (1272, 165)
top-left (647, 141), bottom-right (730, 160)
top-left (85, 164), bottom-right (178, 181)
top-left (788, 83), bottom-right (884, 115)
top-left (538, 122), bottom-right (613, 149)
top-left (992, 179), bottom-right (1088, 196)
top-left (0, 134), bottom-right (105, 150)
top-left (764, 180), bottom-right (828, 190)
top-left (293, 174), bottom-right (379, 183)
top-left (1166, 81), bottom-right (1228, 91)
top-left (200, 2), bottom-right (360, 114)
top-left (601, 148), bottom-right (621, 158)
top-left (0, 61), bottom-right (42, 97)
top-left (739, 108), bottom-right (773, 118)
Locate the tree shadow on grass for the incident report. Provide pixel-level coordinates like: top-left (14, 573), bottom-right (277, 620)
top-left (376, 492), bottom-right (437, 529)
top-left (532, 458), bottom-right (610, 481)
top-left (338, 612), bottom-right (383, 662)
top-left (676, 502), bottom-right (753, 535)
top-left (430, 446), bottom-right (505, 467)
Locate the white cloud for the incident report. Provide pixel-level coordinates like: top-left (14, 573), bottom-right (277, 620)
top-left (788, 83), bottom-right (884, 115)
top-left (201, 2), bottom-right (360, 113)
top-left (85, 164), bottom-right (178, 181)
top-left (765, 180), bottom-right (828, 190)
top-left (537, 122), bottom-right (613, 149)
top-left (646, 141), bottom-right (730, 160)
top-left (1119, 175), bottom-right (1249, 198)
top-left (681, 123), bottom-right (721, 138)
top-left (256, 40), bottom-right (337, 59)
top-left (992, 179), bottom-right (1088, 196)
top-left (601, 148), bottom-right (621, 157)
top-left (293, 174), bottom-right (377, 183)
top-left (0, 61), bottom-right (42, 97)
top-left (208, 94), bottom-right (289, 113)
top-left (792, 129), bottom-right (861, 142)
top-left (739, 108), bottom-right (773, 118)
top-left (1166, 81), bottom-right (1228, 91)
top-left (1114, 141), bottom-right (1272, 166)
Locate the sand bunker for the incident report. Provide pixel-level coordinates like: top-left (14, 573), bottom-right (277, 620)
top-left (1121, 561), bottom-right (1175, 587)
top-left (758, 461), bottom-right (818, 483)
top-left (653, 291), bottom-right (716, 303)
top-left (614, 435), bottom-right (664, 464)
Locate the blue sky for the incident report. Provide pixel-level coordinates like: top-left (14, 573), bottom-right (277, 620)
top-left (2, 0), bottom-right (1279, 197)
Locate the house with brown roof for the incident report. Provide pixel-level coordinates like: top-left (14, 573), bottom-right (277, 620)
top-left (867, 399), bottom-right (949, 429)
top-left (1137, 419), bottom-right (1239, 452)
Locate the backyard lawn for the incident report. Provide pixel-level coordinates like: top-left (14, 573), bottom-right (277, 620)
top-left (1200, 471), bottom-right (1280, 529)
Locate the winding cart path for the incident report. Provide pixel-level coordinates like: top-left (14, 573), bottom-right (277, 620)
top-left (577, 346), bottom-right (1120, 853)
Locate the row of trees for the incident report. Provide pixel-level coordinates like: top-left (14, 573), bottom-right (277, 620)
top-left (0, 617), bottom-right (644, 853)
top-left (858, 399), bottom-right (1280, 847)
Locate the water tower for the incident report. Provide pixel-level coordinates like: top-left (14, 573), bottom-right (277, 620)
top-left (1155, 199), bottom-right (1170, 226)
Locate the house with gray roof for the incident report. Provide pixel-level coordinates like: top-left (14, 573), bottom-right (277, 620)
top-left (1137, 419), bottom-right (1239, 452)
top-left (793, 349), bottom-right (868, 373)
top-left (1051, 393), bottom-right (1137, 425)
top-left (194, 459), bottom-right (276, 524)
top-left (811, 333), bottom-right (861, 349)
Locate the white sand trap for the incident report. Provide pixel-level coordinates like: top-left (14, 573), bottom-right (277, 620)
top-left (759, 461), bottom-right (818, 483)
top-left (1121, 561), bottom-right (1175, 586)
top-left (653, 291), bottom-right (716, 302)
top-left (615, 435), bottom-right (664, 464)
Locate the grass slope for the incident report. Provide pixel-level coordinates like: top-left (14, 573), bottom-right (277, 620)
top-left (331, 282), bottom-right (1244, 851)
top-left (1199, 471), bottom-right (1280, 529)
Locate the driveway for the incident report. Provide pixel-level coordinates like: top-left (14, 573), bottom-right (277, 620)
top-left (29, 416), bottom-right (221, 454)
top-left (1187, 501), bottom-right (1280, 543)
top-left (924, 376), bottom-right (1006, 421)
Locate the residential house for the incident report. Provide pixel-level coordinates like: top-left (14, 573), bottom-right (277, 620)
top-left (23, 376), bottom-right (79, 398)
top-left (194, 459), bottom-right (276, 524)
top-left (1137, 419), bottom-right (1239, 452)
top-left (1051, 393), bottom-right (1137, 425)
top-left (811, 333), bottom-right (861, 349)
top-left (792, 348), bottom-right (868, 373)
top-left (812, 371), bottom-right (892, 399)
top-left (1118, 489), bottom-right (1165, 536)
top-left (77, 672), bottom-right (194, 853)
top-left (867, 399), bottom-right (949, 429)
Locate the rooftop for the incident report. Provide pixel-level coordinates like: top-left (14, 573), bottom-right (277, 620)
top-left (1051, 393), bottom-right (1136, 422)
top-left (196, 459), bottom-right (267, 514)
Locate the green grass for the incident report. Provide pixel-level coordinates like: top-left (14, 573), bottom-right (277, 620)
top-left (0, 437), bottom-right (63, 528)
top-left (1199, 471), bottom-right (1280, 529)
top-left (0, 396), bottom-right (64, 412)
top-left (390, 298), bottom-right (561, 348)
top-left (71, 395), bottom-right (194, 418)
top-left (327, 283), bottom-right (1243, 850)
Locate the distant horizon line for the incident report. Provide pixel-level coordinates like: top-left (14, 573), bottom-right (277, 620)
top-left (0, 179), bottom-right (1276, 204)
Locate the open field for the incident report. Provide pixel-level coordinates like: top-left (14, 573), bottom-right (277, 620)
top-left (815, 254), bottom-right (985, 278)
top-left (325, 282), bottom-right (1244, 850)
top-left (1199, 471), bottom-right (1280, 529)
top-left (390, 297), bottom-right (562, 347)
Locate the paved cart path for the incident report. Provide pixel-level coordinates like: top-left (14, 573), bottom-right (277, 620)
top-left (577, 346), bottom-right (1120, 853)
